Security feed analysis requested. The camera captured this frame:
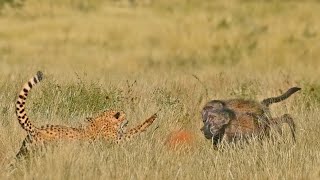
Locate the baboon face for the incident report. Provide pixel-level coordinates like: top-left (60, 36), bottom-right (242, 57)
top-left (201, 108), bottom-right (235, 139)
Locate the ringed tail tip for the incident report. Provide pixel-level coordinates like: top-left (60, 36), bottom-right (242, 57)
top-left (36, 71), bottom-right (44, 81)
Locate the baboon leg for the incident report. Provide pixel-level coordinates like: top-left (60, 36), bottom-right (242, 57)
top-left (270, 114), bottom-right (296, 142)
top-left (270, 117), bottom-right (283, 136)
top-left (282, 114), bottom-right (296, 142)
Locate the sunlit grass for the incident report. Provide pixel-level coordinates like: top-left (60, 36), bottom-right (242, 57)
top-left (0, 0), bottom-right (320, 179)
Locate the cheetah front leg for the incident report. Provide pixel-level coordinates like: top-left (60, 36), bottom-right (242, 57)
top-left (116, 113), bottom-right (158, 144)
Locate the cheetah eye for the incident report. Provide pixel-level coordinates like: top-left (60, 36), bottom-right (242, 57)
top-left (114, 112), bottom-right (121, 119)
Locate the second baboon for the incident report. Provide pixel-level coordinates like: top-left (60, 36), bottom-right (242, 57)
top-left (201, 87), bottom-right (300, 146)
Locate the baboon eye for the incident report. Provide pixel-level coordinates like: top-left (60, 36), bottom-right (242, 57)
top-left (114, 112), bottom-right (121, 119)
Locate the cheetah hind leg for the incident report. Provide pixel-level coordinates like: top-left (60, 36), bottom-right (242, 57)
top-left (15, 136), bottom-right (34, 159)
top-left (8, 136), bottom-right (34, 171)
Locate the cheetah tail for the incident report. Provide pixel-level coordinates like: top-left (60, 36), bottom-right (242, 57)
top-left (117, 113), bottom-right (158, 142)
top-left (16, 71), bottom-right (44, 134)
top-left (261, 87), bottom-right (301, 107)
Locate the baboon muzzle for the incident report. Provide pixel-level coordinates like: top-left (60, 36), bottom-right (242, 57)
top-left (201, 122), bottom-right (215, 139)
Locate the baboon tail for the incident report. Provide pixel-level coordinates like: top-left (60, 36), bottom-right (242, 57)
top-left (261, 87), bottom-right (301, 107)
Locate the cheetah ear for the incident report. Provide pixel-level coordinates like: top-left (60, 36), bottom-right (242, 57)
top-left (86, 117), bottom-right (93, 122)
top-left (114, 112), bottom-right (121, 119)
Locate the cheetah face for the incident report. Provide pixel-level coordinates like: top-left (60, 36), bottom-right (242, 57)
top-left (107, 110), bottom-right (127, 129)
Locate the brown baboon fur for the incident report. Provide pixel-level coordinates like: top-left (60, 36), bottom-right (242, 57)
top-left (219, 113), bottom-right (296, 144)
top-left (201, 87), bottom-right (300, 146)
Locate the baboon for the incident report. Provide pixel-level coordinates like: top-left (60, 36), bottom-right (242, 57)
top-left (201, 87), bottom-right (300, 146)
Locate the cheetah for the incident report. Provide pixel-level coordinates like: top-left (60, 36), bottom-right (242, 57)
top-left (15, 71), bottom-right (158, 158)
top-left (201, 87), bottom-right (300, 146)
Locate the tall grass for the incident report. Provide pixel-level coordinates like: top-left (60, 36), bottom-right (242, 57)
top-left (0, 0), bottom-right (320, 179)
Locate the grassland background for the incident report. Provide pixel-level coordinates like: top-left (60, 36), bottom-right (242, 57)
top-left (0, 0), bottom-right (320, 179)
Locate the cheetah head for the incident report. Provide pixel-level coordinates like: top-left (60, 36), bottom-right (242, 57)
top-left (103, 110), bottom-right (126, 128)
top-left (88, 110), bottom-right (127, 132)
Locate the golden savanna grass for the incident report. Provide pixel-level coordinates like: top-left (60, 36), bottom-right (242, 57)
top-left (0, 0), bottom-right (320, 179)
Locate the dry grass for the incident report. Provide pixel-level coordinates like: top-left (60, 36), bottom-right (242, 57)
top-left (0, 0), bottom-right (320, 179)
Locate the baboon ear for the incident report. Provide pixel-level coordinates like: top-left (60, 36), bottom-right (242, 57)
top-left (114, 112), bottom-right (121, 119)
top-left (211, 103), bottom-right (224, 110)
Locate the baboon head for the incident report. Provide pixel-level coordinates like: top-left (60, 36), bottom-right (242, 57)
top-left (201, 108), bottom-right (235, 139)
top-left (202, 100), bottom-right (225, 112)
